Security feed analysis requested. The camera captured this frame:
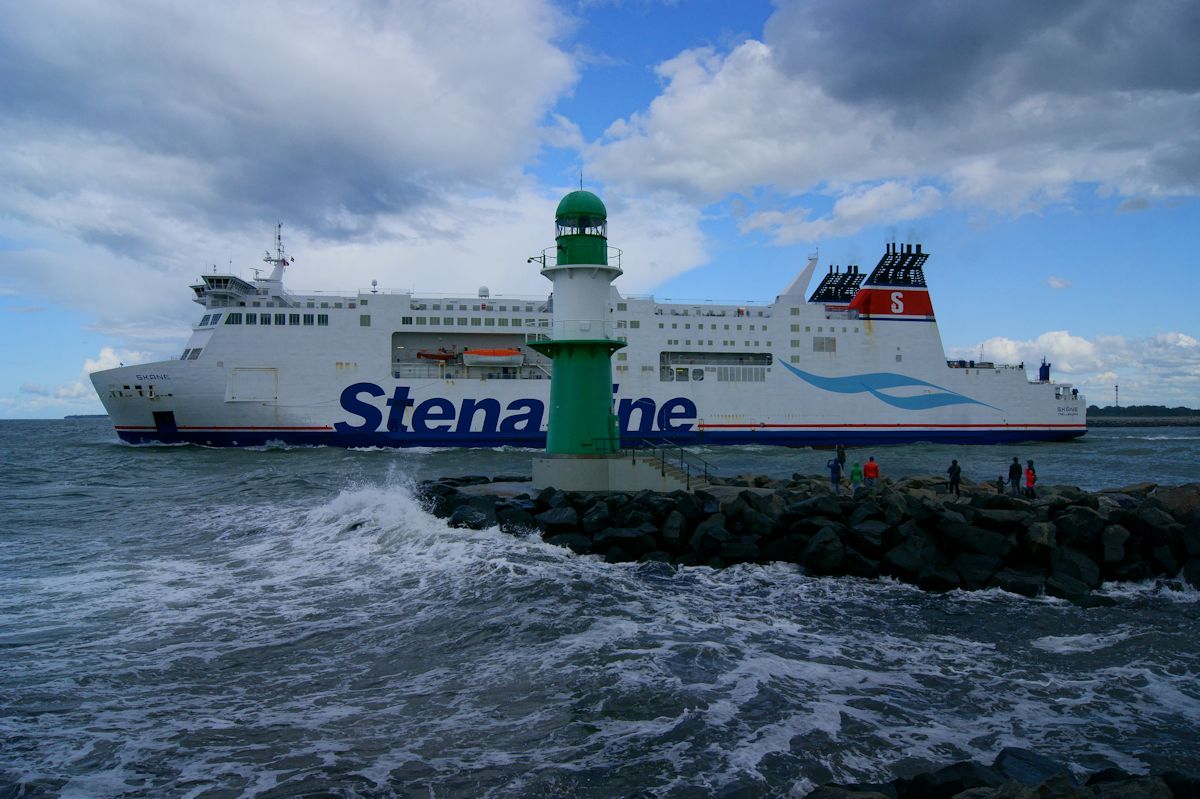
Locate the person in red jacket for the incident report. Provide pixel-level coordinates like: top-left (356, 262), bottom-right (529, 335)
top-left (1024, 460), bottom-right (1037, 499)
top-left (863, 456), bottom-right (879, 495)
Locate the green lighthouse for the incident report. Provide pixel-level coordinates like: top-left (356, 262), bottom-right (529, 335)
top-left (529, 190), bottom-right (625, 458)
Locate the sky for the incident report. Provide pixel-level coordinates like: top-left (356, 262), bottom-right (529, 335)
top-left (1, 0), bottom-right (1198, 418)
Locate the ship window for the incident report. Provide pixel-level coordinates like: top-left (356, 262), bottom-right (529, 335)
top-left (693, 369), bottom-right (704, 381)
top-left (355, 300), bottom-right (363, 306)
top-left (226, 313), bottom-right (242, 324)
top-left (630, 321), bottom-right (640, 329)
top-left (275, 314), bottom-right (286, 325)
top-left (658, 323), bottom-right (664, 329)
top-left (675, 368), bottom-right (689, 381)
top-left (429, 318), bottom-right (439, 325)
top-left (817, 326), bottom-right (823, 332)
top-left (525, 305), bottom-right (533, 312)
top-left (360, 315), bottom-right (371, 327)
top-left (723, 324), bottom-right (729, 330)
top-left (320, 302), bottom-right (329, 308)
top-left (791, 307), bottom-right (799, 316)
top-left (498, 318), bottom-right (509, 327)
top-left (616, 352), bottom-right (627, 361)
top-left (260, 314), bottom-right (271, 325)
top-left (513, 317), bottom-right (522, 326)
top-left (334, 302), bottom-right (343, 309)
top-left (736, 325), bottom-right (742, 331)
top-left (245, 314), bottom-right (257, 325)
top-left (181, 349), bottom-right (191, 360)
top-left (400, 316), bottom-right (412, 325)
top-left (307, 302), bottom-right (315, 308)
top-left (791, 339), bottom-right (800, 348)
top-left (791, 355), bottom-right (800, 363)
top-left (854, 327), bottom-right (859, 333)
top-left (484, 318), bottom-right (495, 327)
top-left (416, 316), bottom-right (426, 324)
top-left (289, 314), bottom-right (300, 325)
top-left (188, 348), bottom-right (202, 360)
top-left (896, 353), bottom-right (903, 362)
top-left (454, 317), bottom-right (465, 326)
top-left (199, 315), bottom-right (210, 326)
top-left (252, 301), bottom-right (260, 307)
top-left (209, 313), bottom-right (221, 325)
top-left (472, 305), bottom-right (480, 311)
top-left (805, 326), bottom-right (811, 332)
top-left (617, 302), bottom-right (627, 311)
top-left (432, 304), bottom-right (441, 310)
top-left (813, 336), bottom-right (836, 352)
top-left (317, 314), bottom-right (329, 326)
top-left (303, 314), bottom-right (314, 326)
top-left (471, 318), bottom-right (481, 326)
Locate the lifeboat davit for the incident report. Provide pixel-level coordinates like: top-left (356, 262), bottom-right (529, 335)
top-left (462, 347), bottom-right (523, 367)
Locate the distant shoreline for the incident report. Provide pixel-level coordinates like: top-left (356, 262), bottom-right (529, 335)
top-left (1088, 416), bottom-right (1200, 427)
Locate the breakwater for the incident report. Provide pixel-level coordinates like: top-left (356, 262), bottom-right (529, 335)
top-left (417, 474), bottom-right (1200, 604)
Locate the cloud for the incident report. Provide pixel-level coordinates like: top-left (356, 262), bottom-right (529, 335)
top-left (588, 0), bottom-right (1200, 239)
top-left (1047, 276), bottom-right (1071, 289)
top-left (0, 0), bottom-right (577, 242)
top-left (742, 183), bottom-right (943, 244)
top-left (949, 330), bottom-right (1200, 406)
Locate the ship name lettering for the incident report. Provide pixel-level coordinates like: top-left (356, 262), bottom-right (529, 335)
top-left (135, 373), bottom-right (170, 381)
top-left (335, 382), bottom-right (697, 435)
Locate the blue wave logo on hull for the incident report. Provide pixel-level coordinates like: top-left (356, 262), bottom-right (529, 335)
top-left (780, 363), bottom-right (997, 411)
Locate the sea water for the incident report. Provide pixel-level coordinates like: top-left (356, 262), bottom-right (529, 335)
top-left (2, 419), bottom-right (1199, 797)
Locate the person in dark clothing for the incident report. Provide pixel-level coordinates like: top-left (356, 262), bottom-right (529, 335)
top-left (947, 459), bottom-right (962, 498)
top-left (1008, 457), bottom-right (1023, 497)
top-left (827, 456), bottom-right (844, 495)
top-left (836, 444), bottom-right (847, 470)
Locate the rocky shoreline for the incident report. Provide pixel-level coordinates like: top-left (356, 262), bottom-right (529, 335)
top-left (804, 747), bottom-right (1198, 798)
top-left (416, 474), bottom-right (1200, 605)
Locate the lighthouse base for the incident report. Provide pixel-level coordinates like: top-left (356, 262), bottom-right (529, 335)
top-left (532, 454), bottom-right (696, 493)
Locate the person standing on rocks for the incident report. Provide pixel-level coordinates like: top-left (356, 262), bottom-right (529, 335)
top-left (1008, 457), bottom-right (1023, 497)
top-left (827, 455), bottom-right (844, 495)
top-left (863, 456), bottom-right (879, 495)
top-left (1025, 460), bottom-right (1037, 499)
top-left (849, 461), bottom-right (864, 498)
top-left (836, 443), bottom-right (846, 470)
top-left (947, 459), bottom-right (962, 498)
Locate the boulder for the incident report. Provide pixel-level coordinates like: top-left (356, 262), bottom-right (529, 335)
top-left (952, 553), bottom-right (1003, 589)
top-left (790, 494), bottom-right (844, 519)
top-left (988, 568), bottom-right (1045, 598)
top-left (447, 504), bottom-right (494, 530)
top-left (848, 500), bottom-right (885, 526)
top-left (906, 761), bottom-right (1006, 799)
top-left (580, 503), bottom-right (612, 534)
top-left (593, 527), bottom-right (657, 557)
top-left (1150, 544), bottom-right (1179, 575)
top-left (496, 507), bottom-right (534, 533)
top-left (535, 506), bottom-right (579, 535)
top-left (883, 531), bottom-right (943, 578)
top-left (973, 507), bottom-right (1033, 532)
top-left (1051, 547), bottom-right (1101, 588)
top-left (847, 519), bottom-right (890, 554)
top-left (762, 533), bottom-right (810, 564)
top-left (545, 532), bottom-right (593, 555)
top-left (659, 510), bottom-right (688, 549)
top-left (802, 527), bottom-right (846, 575)
top-left (720, 536), bottom-right (764, 562)
top-left (1021, 522), bottom-right (1059, 563)
top-left (1045, 572), bottom-right (1093, 603)
top-left (690, 513), bottom-right (731, 555)
top-left (1100, 524), bottom-right (1130, 563)
top-left (1155, 483), bottom-right (1200, 522)
top-left (942, 524), bottom-right (1015, 559)
top-left (1055, 505), bottom-right (1107, 549)
top-left (667, 490), bottom-right (705, 521)
top-left (842, 547), bottom-right (881, 578)
top-left (916, 562), bottom-right (961, 592)
top-left (992, 747), bottom-right (1073, 787)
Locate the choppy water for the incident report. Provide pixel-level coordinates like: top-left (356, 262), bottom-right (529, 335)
top-left (2, 419), bottom-right (1199, 797)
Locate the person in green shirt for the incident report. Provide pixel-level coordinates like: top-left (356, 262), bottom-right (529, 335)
top-left (849, 461), bottom-right (864, 498)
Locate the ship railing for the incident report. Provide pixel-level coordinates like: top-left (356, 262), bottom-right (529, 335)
top-left (594, 437), bottom-right (715, 490)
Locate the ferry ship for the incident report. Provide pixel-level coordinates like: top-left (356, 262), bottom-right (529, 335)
top-left (91, 206), bottom-right (1087, 448)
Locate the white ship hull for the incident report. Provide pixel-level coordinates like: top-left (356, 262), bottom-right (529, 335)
top-left (91, 241), bottom-right (1087, 448)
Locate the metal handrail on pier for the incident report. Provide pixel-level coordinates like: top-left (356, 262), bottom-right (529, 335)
top-left (589, 437), bottom-right (716, 490)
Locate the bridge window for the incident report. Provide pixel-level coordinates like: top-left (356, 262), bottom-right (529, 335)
top-left (225, 313), bottom-right (242, 325)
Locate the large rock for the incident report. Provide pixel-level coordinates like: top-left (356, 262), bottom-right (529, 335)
top-left (973, 507), bottom-right (1033, 532)
top-left (988, 568), bottom-right (1045, 598)
top-left (941, 524), bottom-right (1014, 559)
top-left (593, 527), bottom-right (657, 557)
top-left (952, 553), bottom-right (1003, 589)
top-left (1051, 547), bottom-right (1101, 588)
top-left (803, 527), bottom-right (845, 574)
top-left (535, 506), bottom-right (579, 535)
top-left (690, 513), bottom-right (731, 556)
top-left (659, 510), bottom-right (688, 549)
top-left (545, 532), bottom-right (593, 554)
top-left (992, 747), bottom-right (1073, 787)
top-left (762, 533), bottom-right (809, 563)
top-left (847, 519), bottom-right (890, 554)
top-left (883, 531), bottom-right (943, 577)
top-left (1184, 558), bottom-right (1200, 589)
top-left (580, 503), bottom-right (612, 534)
top-left (1045, 572), bottom-right (1093, 603)
top-left (1155, 483), bottom-right (1200, 522)
top-left (447, 504), bottom-right (494, 530)
top-left (496, 506), bottom-right (534, 533)
top-left (1021, 522), bottom-right (1058, 563)
top-left (1055, 505), bottom-right (1107, 549)
top-left (906, 760), bottom-right (1005, 798)
top-left (1100, 524), bottom-right (1130, 563)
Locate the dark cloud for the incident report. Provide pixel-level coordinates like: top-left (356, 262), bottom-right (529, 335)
top-left (766, 0), bottom-right (1200, 113)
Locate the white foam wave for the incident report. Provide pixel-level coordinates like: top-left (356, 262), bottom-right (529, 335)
top-left (1032, 628), bottom-right (1139, 654)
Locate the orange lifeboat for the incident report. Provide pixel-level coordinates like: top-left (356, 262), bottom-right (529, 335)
top-left (416, 349), bottom-right (456, 362)
top-left (461, 347), bottom-right (523, 367)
